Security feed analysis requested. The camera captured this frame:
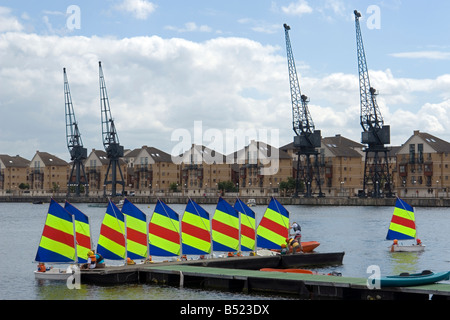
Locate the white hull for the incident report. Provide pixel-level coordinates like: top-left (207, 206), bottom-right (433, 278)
top-left (390, 245), bottom-right (425, 252)
top-left (34, 265), bottom-right (78, 281)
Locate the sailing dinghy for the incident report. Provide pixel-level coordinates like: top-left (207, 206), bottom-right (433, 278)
top-left (212, 197), bottom-right (239, 253)
top-left (181, 198), bottom-right (211, 256)
top-left (256, 197), bottom-right (320, 254)
top-left (386, 198), bottom-right (425, 252)
top-left (148, 199), bottom-right (181, 258)
top-left (34, 199), bottom-right (79, 280)
top-left (97, 199), bottom-right (126, 261)
top-left (234, 198), bottom-right (256, 252)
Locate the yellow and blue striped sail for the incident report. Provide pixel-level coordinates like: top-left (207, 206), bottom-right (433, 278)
top-left (64, 201), bottom-right (92, 263)
top-left (234, 198), bottom-right (256, 252)
top-left (212, 197), bottom-right (239, 252)
top-left (256, 197), bottom-right (289, 249)
top-left (35, 199), bottom-right (76, 263)
top-left (148, 199), bottom-right (180, 257)
top-left (386, 198), bottom-right (416, 240)
top-left (122, 199), bottom-right (148, 260)
top-left (181, 199), bottom-right (211, 255)
top-left (97, 200), bottom-right (126, 260)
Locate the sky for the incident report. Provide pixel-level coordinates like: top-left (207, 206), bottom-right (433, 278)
top-left (1, 0), bottom-right (450, 162)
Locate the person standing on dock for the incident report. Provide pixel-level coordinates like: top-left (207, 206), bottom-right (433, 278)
top-left (290, 222), bottom-right (302, 242)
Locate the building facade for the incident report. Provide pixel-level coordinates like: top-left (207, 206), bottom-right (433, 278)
top-left (4, 130), bottom-right (450, 198)
top-left (0, 155), bottom-right (30, 195)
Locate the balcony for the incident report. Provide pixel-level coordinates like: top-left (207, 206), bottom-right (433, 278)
top-left (424, 162), bottom-right (433, 176)
top-left (399, 165), bottom-right (407, 177)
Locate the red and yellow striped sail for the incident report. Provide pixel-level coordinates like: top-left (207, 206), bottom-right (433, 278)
top-left (212, 197), bottom-right (239, 252)
top-left (257, 197), bottom-right (289, 249)
top-left (122, 199), bottom-right (148, 260)
top-left (35, 199), bottom-right (76, 263)
top-left (64, 201), bottom-right (91, 263)
top-left (386, 198), bottom-right (416, 240)
top-left (148, 199), bottom-right (180, 256)
top-left (181, 199), bottom-right (211, 255)
top-left (97, 200), bottom-right (126, 260)
top-left (234, 198), bottom-right (256, 252)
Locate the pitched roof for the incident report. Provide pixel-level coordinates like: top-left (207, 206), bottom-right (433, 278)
top-left (141, 146), bottom-right (172, 162)
top-left (322, 135), bottom-right (363, 158)
top-left (416, 131), bottom-right (450, 153)
top-left (34, 152), bottom-right (68, 166)
top-left (228, 140), bottom-right (291, 164)
top-left (0, 154), bottom-right (30, 168)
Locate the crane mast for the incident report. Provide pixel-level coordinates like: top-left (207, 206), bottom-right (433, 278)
top-left (64, 68), bottom-right (88, 196)
top-left (354, 10), bottom-right (392, 198)
top-left (284, 23), bottom-right (323, 198)
top-left (99, 61), bottom-right (125, 197)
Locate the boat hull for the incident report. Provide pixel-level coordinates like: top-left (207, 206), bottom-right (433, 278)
top-left (271, 241), bottom-right (321, 254)
top-left (380, 270), bottom-right (450, 287)
top-left (390, 245), bottom-right (425, 252)
top-left (34, 268), bottom-right (72, 281)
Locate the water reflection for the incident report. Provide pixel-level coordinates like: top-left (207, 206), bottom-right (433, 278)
top-left (388, 252), bottom-right (423, 275)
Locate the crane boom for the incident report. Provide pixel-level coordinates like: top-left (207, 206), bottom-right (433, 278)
top-left (354, 10), bottom-right (384, 133)
top-left (64, 67), bottom-right (88, 196)
top-left (99, 61), bottom-right (125, 197)
top-left (284, 23), bottom-right (315, 136)
top-left (283, 23), bottom-right (323, 198)
top-left (354, 10), bottom-right (392, 198)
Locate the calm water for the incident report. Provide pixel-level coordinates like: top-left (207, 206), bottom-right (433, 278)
top-left (2, 200), bottom-right (450, 300)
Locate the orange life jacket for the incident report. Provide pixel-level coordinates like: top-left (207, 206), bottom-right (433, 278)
top-left (89, 254), bottom-right (96, 265)
top-left (38, 264), bottom-right (46, 272)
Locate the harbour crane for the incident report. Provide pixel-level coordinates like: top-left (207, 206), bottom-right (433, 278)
top-left (354, 10), bottom-right (392, 198)
top-left (99, 61), bottom-right (125, 197)
top-left (284, 23), bottom-right (323, 198)
top-left (64, 68), bottom-right (88, 196)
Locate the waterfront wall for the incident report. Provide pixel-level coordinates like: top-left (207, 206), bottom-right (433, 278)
top-left (2, 194), bottom-right (450, 207)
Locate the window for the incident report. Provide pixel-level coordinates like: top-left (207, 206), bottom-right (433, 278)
top-left (409, 144), bottom-right (415, 164)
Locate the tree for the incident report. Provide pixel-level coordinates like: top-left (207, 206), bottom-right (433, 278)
top-left (169, 182), bottom-right (179, 192)
top-left (279, 177), bottom-right (303, 196)
top-left (18, 183), bottom-right (30, 190)
top-left (218, 181), bottom-right (237, 193)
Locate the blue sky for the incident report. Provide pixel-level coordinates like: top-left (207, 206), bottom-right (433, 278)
top-left (1, 0), bottom-right (450, 161)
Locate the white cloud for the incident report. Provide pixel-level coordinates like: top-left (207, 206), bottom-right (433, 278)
top-left (281, 0), bottom-right (313, 16)
top-left (390, 51), bottom-right (450, 60)
top-left (0, 7), bottom-right (24, 32)
top-left (165, 22), bottom-right (212, 33)
top-left (1, 30), bottom-right (450, 161)
top-left (238, 18), bottom-right (279, 34)
top-left (114, 0), bottom-right (157, 20)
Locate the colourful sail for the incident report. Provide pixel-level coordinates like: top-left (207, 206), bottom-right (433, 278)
top-left (122, 199), bottom-right (148, 260)
top-left (97, 200), bottom-right (126, 260)
top-left (212, 197), bottom-right (239, 252)
top-left (148, 199), bottom-right (180, 257)
top-left (181, 199), bottom-right (211, 255)
top-left (256, 197), bottom-right (289, 249)
top-left (234, 198), bottom-right (256, 251)
top-left (386, 198), bottom-right (416, 240)
top-left (35, 199), bottom-right (76, 263)
top-left (64, 201), bottom-right (92, 263)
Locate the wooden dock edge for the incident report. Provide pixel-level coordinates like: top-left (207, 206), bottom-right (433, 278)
top-left (79, 252), bottom-right (450, 300)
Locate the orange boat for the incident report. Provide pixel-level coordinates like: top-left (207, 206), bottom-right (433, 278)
top-left (299, 241), bottom-right (320, 253)
top-left (271, 241), bottom-right (320, 254)
top-left (260, 268), bottom-right (315, 274)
